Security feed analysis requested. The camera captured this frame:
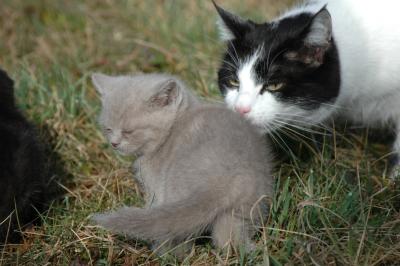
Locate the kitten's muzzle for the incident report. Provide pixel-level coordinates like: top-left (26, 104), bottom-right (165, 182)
top-left (111, 142), bottom-right (119, 148)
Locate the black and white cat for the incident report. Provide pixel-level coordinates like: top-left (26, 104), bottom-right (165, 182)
top-left (214, 0), bottom-right (400, 175)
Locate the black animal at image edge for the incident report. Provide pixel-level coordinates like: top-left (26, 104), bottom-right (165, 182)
top-left (0, 68), bottom-right (63, 243)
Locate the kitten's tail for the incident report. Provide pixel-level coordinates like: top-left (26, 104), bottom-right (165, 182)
top-left (92, 191), bottom-right (228, 243)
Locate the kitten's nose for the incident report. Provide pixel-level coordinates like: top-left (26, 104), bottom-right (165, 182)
top-left (111, 142), bottom-right (119, 148)
top-left (235, 105), bottom-right (251, 115)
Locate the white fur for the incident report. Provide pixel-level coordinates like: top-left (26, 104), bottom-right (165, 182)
top-left (278, 0), bottom-right (400, 128)
top-left (227, 0), bottom-right (400, 128)
top-left (234, 52), bottom-right (262, 111)
top-left (223, 0), bottom-right (400, 175)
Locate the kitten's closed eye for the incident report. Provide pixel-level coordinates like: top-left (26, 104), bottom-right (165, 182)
top-left (260, 83), bottom-right (285, 94)
top-left (122, 130), bottom-right (134, 135)
top-left (105, 128), bottom-right (113, 133)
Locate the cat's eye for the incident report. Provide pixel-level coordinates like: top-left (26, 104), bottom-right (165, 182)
top-left (261, 83), bottom-right (285, 93)
top-left (228, 79), bottom-right (240, 87)
top-left (105, 128), bottom-right (112, 133)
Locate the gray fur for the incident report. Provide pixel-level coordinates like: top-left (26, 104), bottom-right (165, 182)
top-left (91, 73), bottom-right (274, 254)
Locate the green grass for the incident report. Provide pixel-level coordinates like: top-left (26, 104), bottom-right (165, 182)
top-left (1, 0), bottom-right (399, 265)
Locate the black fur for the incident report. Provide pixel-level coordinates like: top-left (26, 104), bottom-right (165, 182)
top-left (215, 4), bottom-right (341, 109)
top-left (0, 69), bottom-right (53, 243)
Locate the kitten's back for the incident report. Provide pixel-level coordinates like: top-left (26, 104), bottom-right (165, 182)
top-left (155, 100), bottom-right (274, 207)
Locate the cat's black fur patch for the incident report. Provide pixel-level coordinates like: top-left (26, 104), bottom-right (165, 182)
top-left (216, 6), bottom-right (341, 109)
top-left (0, 69), bottom-right (62, 243)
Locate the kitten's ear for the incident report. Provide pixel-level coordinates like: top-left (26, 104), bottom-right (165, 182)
top-left (284, 7), bottom-right (332, 67)
top-left (149, 79), bottom-right (181, 108)
top-left (213, 1), bottom-right (254, 41)
top-left (91, 73), bottom-right (114, 96)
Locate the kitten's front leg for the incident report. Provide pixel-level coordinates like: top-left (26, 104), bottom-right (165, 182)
top-left (132, 159), bottom-right (145, 192)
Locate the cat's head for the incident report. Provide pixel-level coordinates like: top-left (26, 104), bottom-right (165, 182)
top-left (92, 73), bottom-right (187, 157)
top-left (214, 2), bottom-right (340, 132)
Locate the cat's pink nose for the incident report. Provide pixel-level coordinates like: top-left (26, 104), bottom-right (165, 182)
top-left (111, 142), bottom-right (119, 148)
top-left (235, 105), bottom-right (251, 115)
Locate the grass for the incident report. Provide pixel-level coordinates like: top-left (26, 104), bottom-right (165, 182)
top-left (0, 0), bottom-right (399, 265)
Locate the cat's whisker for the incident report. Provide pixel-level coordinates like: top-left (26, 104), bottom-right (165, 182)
top-left (274, 114), bottom-right (333, 132)
top-left (228, 41), bottom-right (240, 67)
top-left (276, 119), bottom-right (332, 134)
top-left (273, 118), bottom-right (330, 136)
top-left (273, 119), bottom-right (320, 138)
top-left (221, 59), bottom-right (237, 69)
top-left (303, 99), bottom-right (345, 110)
top-left (220, 59), bottom-right (238, 71)
top-left (267, 48), bottom-right (288, 72)
top-left (273, 115), bottom-right (325, 128)
top-left (266, 124), bottom-right (297, 156)
top-left (277, 125), bottom-right (315, 145)
top-left (265, 38), bottom-right (276, 72)
top-left (273, 121), bottom-right (322, 144)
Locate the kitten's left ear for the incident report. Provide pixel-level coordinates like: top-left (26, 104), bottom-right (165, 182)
top-left (213, 1), bottom-right (255, 41)
top-left (149, 79), bottom-right (181, 108)
top-left (285, 7), bottom-right (332, 67)
top-left (91, 73), bottom-right (114, 96)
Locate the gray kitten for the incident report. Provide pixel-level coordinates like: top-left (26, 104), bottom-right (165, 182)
top-left (91, 73), bottom-right (274, 254)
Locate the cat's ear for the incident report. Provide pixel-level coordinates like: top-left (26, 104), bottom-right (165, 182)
top-left (213, 1), bottom-right (254, 41)
top-left (305, 7), bottom-right (332, 48)
top-left (284, 7), bottom-right (332, 67)
top-left (91, 73), bottom-right (114, 96)
top-left (149, 79), bottom-right (181, 108)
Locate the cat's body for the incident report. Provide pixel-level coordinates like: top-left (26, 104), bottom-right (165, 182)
top-left (0, 69), bottom-right (50, 243)
top-left (91, 73), bottom-right (274, 254)
top-left (214, 0), bottom-right (400, 174)
top-left (282, 0), bottom-right (400, 127)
